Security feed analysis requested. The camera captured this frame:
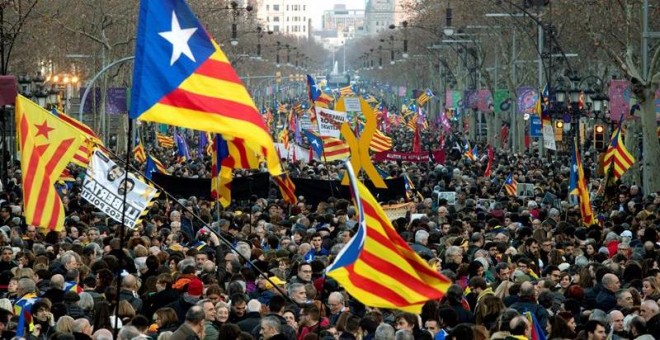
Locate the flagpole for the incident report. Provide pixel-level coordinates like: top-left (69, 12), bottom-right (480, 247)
top-left (496, 177), bottom-right (508, 198)
top-left (102, 146), bottom-right (294, 303)
top-left (113, 117), bottom-right (132, 338)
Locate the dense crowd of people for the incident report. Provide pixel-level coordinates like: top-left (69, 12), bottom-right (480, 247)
top-left (0, 104), bottom-right (658, 340)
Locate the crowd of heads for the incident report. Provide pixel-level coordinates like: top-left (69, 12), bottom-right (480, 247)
top-left (0, 119), bottom-right (657, 340)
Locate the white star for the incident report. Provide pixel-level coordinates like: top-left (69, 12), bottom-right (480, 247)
top-left (159, 11), bottom-right (198, 66)
top-left (312, 83), bottom-right (320, 92)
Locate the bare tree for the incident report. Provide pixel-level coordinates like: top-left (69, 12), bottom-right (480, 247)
top-left (579, 0), bottom-right (660, 194)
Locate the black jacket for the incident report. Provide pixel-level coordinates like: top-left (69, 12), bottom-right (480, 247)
top-left (143, 289), bottom-right (180, 319)
top-left (119, 289), bottom-right (143, 313)
top-left (41, 288), bottom-right (65, 305)
top-left (595, 288), bottom-right (617, 312)
top-left (166, 296), bottom-right (196, 326)
top-left (236, 312), bottom-right (262, 333)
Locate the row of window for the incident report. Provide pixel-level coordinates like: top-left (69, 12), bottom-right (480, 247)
top-left (265, 4), bottom-right (306, 11)
top-left (266, 16), bottom-right (306, 22)
top-left (269, 25), bottom-right (307, 33)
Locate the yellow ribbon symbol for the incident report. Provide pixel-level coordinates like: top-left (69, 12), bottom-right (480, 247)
top-left (337, 97), bottom-right (387, 189)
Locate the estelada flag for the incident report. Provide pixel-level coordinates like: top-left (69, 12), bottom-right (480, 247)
top-left (130, 0), bottom-right (281, 177)
top-left (16, 95), bottom-right (85, 231)
top-left (326, 162), bottom-right (450, 313)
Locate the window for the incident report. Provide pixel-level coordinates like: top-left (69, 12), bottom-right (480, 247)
top-left (273, 4), bottom-right (279, 11)
top-left (303, 5), bottom-right (306, 10)
top-left (302, 25), bottom-right (306, 32)
top-left (273, 25), bottom-right (279, 32)
top-left (286, 5), bottom-right (289, 10)
top-left (273, 16), bottom-right (279, 22)
top-left (266, 17), bottom-right (269, 22)
top-left (286, 26), bottom-right (289, 33)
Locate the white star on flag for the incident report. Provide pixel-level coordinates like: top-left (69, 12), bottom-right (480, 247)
top-left (312, 140), bottom-right (320, 147)
top-left (159, 11), bottom-right (198, 66)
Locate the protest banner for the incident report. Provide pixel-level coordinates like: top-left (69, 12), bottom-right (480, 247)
top-left (316, 107), bottom-right (347, 138)
top-left (372, 149), bottom-right (446, 163)
top-left (82, 149), bottom-right (158, 229)
top-left (381, 202), bottom-right (414, 221)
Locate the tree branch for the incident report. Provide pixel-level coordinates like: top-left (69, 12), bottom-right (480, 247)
top-left (649, 45), bottom-right (660, 81)
top-left (48, 14), bottom-right (111, 50)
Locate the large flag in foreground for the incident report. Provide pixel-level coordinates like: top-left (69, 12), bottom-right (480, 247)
top-left (326, 163), bottom-right (451, 313)
top-left (16, 95), bottom-right (85, 231)
top-left (130, 0), bottom-right (281, 176)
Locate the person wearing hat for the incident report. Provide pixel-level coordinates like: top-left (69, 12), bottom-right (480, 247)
top-left (166, 278), bottom-right (204, 324)
top-left (257, 276), bottom-right (286, 305)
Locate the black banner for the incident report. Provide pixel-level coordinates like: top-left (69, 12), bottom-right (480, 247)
top-left (151, 173), bottom-right (406, 206)
top-left (151, 173), bottom-right (270, 201)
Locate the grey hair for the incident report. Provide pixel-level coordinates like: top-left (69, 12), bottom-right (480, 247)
top-left (330, 243), bottom-right (345, 255)
top-left (287, 283), bottom-right (305, 297)
top-left (375, 323), bottom-right (395, 340)
top-left (185, 306), bottom-right (206, 323)
top-left (60, 253), bottom-right (76, 267)
top-left (589, 309), bottom-right (607, 324)
top-left (247, 299), bottom-right (261, 313)
top-left (18, 278), bottom-right (36, 294)
top-left (235, 241), bottom-right (252, 261)
top-left (394, 329), bottom-right (414, 340)
top-left (261, 316), bottom-right (281, 333)
top-left (177, 258), bottom-right (195, 273)
top-left (32, 243), bottom-right (46, 256)
top-left (156, 331), bottom-right (173, 340)
top-left (445, 246), bottom-right (462, 258)
top-left (77, 292), bottom-right (94, 312)
top-left (117, 325), bottom-right (141, 340)
top-left (415, 230), bottom-right (429, 244)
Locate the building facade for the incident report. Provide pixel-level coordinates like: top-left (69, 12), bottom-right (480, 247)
top-left (254, 0), bottom-right (312, 39)
top-left (364, 0), bottom-right (414, 34)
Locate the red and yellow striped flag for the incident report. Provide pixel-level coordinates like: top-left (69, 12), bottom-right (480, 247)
top-left (156, 133), bottom-right (175, 148)
top-left (603, 127), bottom-right (635, 180)
top-left (50, 109), bottom-right (103, 167)
top-left (16, 95), bottom-right (85, 232)
top-left (369, 129), bottom-right (392, 153)
top-left (273, 173), bottom-right (297, 205)
top-left (133, 143), bottom-right (147, 163)
top-left (211, 135), bottom-right (262, 207)
top-left (573, 141), bottom-right (596, 226)
top-left (326, 163), bottom-right (451, 313)
top-left (340, 86), bottom-right (355, 96)
top-left (279, 129), bottom-right (290, 150)
top-left (321, 136), bottom-right (350, 161)
top-left (406, 115), bottom-right (418, 132)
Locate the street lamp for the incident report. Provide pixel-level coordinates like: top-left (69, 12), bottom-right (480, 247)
top-left (256, 26), bottom-right (273, 59)
top-left (275, 41), bottom-right (282, 67)
top-left (380, 36), bottom-right (396, 65)
top-left (378, 46), bottom-right (383, 70)
top-left (227, 0), bottom-right (253, 46)
top-left (285, 44), bottom-right (296, 66)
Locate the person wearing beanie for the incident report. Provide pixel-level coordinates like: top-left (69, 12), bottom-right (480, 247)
top-left (166, 278), bottom-right (204, 325)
